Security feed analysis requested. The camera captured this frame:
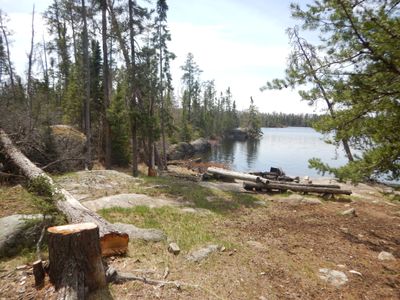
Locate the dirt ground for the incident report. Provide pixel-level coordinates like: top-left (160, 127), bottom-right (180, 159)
top-left (0, 169), bottom-right (399, 300)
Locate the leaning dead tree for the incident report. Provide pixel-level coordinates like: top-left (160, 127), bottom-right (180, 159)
top-left (0, 128), bottom-right (129, 256)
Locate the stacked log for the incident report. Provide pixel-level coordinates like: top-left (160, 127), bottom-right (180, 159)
top-left (207, 167), bottom-right (351, 195)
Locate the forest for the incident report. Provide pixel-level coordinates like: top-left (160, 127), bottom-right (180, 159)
top-left (0, 0), bottom-right (399, 181)
top-left (0, 0), bottom-right (263, 177)
top-left (260, 112), bottom-right (319, 128)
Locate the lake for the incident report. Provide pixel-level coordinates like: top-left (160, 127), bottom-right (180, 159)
top-left (203, 127), bottom-right (349, 177)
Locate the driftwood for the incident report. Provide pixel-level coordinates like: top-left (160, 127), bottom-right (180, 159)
top-left (0, 128), bottom-right (128, 256)
top-left (48, 223), bottom-right (106, 299)
top-left (243, 181), bottom-right (352, 195)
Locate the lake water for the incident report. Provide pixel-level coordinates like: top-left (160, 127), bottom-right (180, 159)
top-left (203, 127), bottom-right (349, 177)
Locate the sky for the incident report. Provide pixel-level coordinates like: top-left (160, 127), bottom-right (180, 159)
top-left (0, 0), bottom-right (319, 114)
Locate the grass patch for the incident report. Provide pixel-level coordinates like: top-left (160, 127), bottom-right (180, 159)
top-left (129, 176), bottom-right (263, 213)
top-left (100, 205), bottom-right (229, 251)
top-left (0, 185), bottom-right (41, 218)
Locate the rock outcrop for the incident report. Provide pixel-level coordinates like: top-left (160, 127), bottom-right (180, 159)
top-left (167, 138), bottom-right (211, 160)
top-left (225, 128), bottom-right (248, 140)
top-left (49, 125), bottom-right (86, 172)
top-left (0, 214), bottom-right (44, 257)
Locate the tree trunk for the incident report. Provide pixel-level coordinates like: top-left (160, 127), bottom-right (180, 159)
top-left (159, 20), bottom-right (168, 170)
top-left (0, 12), bottom-right (16, 103)
top-left (27, 5), bottom-right (35, 131)
top-left (207, 167), bottom-right (268, 184)
top-left (48, 223), bottom-right (106, 299)
top-left (81, 0), bottom-right (92, 170)
top-left (0, 128), bottom-right (129, 256)
top-left (102, 0), bottom-right (111, 169)
top-left (293, 28), bottom-right (354, 162)
top-left (128, 0), bottom-right (138, 177)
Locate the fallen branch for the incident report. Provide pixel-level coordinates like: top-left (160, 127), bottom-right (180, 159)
top-left (41, 158), bottom-right (85, 171)
top-left (0, 171), bottom-right (25, 178)
top-left (107, 266), bottom-right (226, 300)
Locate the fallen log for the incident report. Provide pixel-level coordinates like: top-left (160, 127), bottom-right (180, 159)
top-left (243, 181), bottom-right (352, 195)
top-left (264, 180), bottom-right (341, 189)
top-left (48, 223), bottom-right (106, 299)
top-left (0, 128), bottom-right (128, 256)
top-left (207, 167), bottom-right (268, 184)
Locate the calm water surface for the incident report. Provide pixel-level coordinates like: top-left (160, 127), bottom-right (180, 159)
top-left (203, 127), bottom-right (349, 177)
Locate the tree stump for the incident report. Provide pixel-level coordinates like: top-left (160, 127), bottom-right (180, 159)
top-left (48, 223), bottom-right (106, 299)
top-left (33, 260), bottom-right (45, 287)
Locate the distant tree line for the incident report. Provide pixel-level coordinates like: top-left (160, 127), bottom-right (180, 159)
top-left (178, 53), bottom-right (241, 141)
top-left (260, 112), bottom-right (319, 128)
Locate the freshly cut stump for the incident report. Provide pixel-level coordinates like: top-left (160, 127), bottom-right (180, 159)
top-left (48, 223), bottom-right (106, 299)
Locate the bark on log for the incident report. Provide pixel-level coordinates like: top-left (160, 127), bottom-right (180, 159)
top-left (207, 167), bottom-right (268, 184)
top-left (266, 181), bottom-right (341, 189)
top-left (243, 181), bottom-right (352, 195)
top-left (48, 223), bottom-right (106, 299)
top-left (0, 128), bottom-right (128, 256)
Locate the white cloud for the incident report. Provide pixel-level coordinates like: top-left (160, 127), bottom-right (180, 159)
top-left (168, 21), bottom-right (316, 114)
top-left (5, 11), bottom-right (49, 78)
top-left (2, 0), bottom-right (318, 114)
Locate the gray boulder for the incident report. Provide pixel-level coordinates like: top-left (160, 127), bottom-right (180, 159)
top-left (113, 222), bottom-right (166, 242)
top-left (319, 268), bottom-right (348, 287)
top-left (167, 138), bottom-right (211, 160)
top-left (0, 214), bottom-right (44, 257)
top-left (378, 251), bottom-right (396, 261)
top-left (167, 142), bottom-right (194, 160)
top-left (186, 244), bottom-right (219, 262)
top-left (49, 125), bottom-right (86, 172)
top-left (226, 128), bottom-right (248, 140)
top-left (190, 138), bottom-right (211, 153)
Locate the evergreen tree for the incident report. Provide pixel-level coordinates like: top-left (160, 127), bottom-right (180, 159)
top-left (108, 84), bottom-right (130, 166)
top-left (181, 53), bottom-right (202, 123)
top-left (247, 97), bottom-right (262, 138)
top-left (265, 0), bottom-right (400, 182)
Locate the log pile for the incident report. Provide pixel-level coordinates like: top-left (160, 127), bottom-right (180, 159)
top-left (207, 167), bottom-right (352, 196)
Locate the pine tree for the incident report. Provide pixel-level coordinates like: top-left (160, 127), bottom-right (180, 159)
top-left (265, 0), bottom-right (400, 182)
top-left (247, 97), bottom-right (262, 138)
top-left (108, 84), bottom-right (130, 166)
top-left (181, 53), bottom-right (202, 123)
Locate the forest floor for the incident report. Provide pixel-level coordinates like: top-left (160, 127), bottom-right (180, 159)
top-left (0, 165), bottom-right (399, 299)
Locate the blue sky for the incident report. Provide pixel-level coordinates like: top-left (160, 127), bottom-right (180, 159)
top-left (0, 0), bottom-right (318, 113)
